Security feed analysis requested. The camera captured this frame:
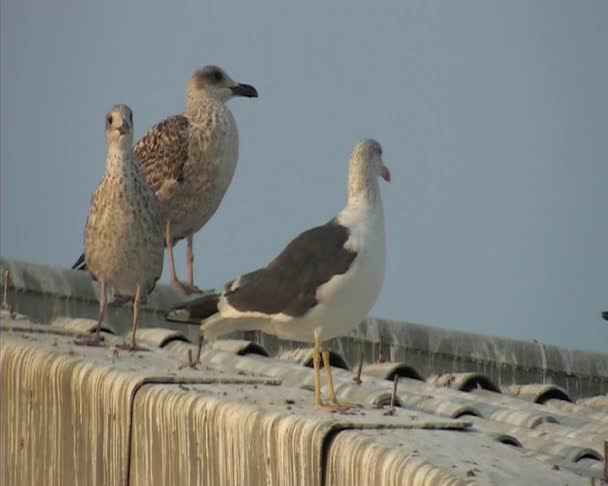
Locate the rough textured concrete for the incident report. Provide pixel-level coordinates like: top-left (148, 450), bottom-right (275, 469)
top-left (2, 258), bottom-right (607, 484)
top-left (2, 258), bottom-right (607, 398)
top-left (0, 323), bottom-right (279, 486)
top-left (128, 384), bottom-right (469, 485)
top-left (2, 316), bottom-right (599, 485)
top-left (326, 428), bottom-right (588, 486)
top-left (1, 258), bottom-right (191, 338)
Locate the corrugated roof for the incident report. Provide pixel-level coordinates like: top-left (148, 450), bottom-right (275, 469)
top-left (1, 258), bottom-right (607, 485)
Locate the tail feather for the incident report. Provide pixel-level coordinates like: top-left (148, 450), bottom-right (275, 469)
top-left (602, 311), bottom-right (608, 321)
top-left (72, 253), bottom-right (86, 270)
top-left (166, 293), bottom-right (221, 324)
top-left (202, 315), bottom-right (267, 341)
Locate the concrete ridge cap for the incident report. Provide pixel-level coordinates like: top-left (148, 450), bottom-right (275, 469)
top-left (364, 316), bottom-right (608, 360)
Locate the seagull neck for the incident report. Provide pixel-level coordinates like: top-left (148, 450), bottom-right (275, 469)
top-left (106, 146), bottom-right (131, 172)
top-left (348, 170), bottom-right (381, 206)
top-left (186, 94), bottom-right (219, 118)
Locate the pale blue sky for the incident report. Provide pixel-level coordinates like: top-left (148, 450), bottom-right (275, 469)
top-left (2, 1), bottom-right (607, 352)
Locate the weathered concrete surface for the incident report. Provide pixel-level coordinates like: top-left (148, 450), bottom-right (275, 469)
top-left (0, 258), bottom-right (195, 340)
top-left (502, 383), bottom-right (573, 403)
top-left (2, 316), bottom-right (597, 485)
top-left (0, 323), bottom-right (279, 486)
top-left (129, 383), bottom-right (472, 486)
top-left (2, 339), bottom-right (135, 486)
top-left (326, 429), bottom-right (588, 486)
top-left (130, 385), bottom-right (331, 485)
top-left (3, 258), bottom-right (607, 399)
top-left (239, 322), bottom-right (608, 398)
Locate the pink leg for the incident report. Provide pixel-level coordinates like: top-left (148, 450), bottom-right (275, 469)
top-left (166, 221), bottom-right (183, 291)
top-left (187, 234), bottom-right (195, 288)
top-left (166, 223), bottom-right (201, 295)
top-left (129, 284), bottom-right (141, 350)
top-left (96, 281), bottom-right (107, 340)
top-left (75, 281), bottom-right (106, 346)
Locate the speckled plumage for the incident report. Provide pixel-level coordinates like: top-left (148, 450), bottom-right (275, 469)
top-left (81, 105), bottom-right (164, 349)
top-left (85, 108), bottom-right (164, 297)
top-left (134, 105), bottom-right (237, 242)
top-left (131, 65), bottom-right (258, 292)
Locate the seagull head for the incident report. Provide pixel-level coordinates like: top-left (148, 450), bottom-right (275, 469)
top-left (105, 104), bottom-right (133, 149)
top-left (353, 138), bottom-right (391, 183)
top-left (188, 65), bottom-right (258, 104)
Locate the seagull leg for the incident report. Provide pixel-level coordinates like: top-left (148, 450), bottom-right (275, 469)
top-left (313, 329), bottom-right (325, 409)
top-left (322, 341), bottom-right (354, 411)
top-left (183, 235), bottom-right (202, 293)
top-left (166, 220), bottom-right (184, 293)
top-left (115, 285), bottom-right (147, 351)
top-left (191, 333), bottom-right (204, 368)
top-left (166, 222), bottom-right (201, 295)
top-left (187, 234), bottom-right (195, 288)
top-left (129, 284), bottom-right (141, 350)
top-left (74, 281), bottom-right (106, 346)
top-left (97, 282), bottom-right (107, 340)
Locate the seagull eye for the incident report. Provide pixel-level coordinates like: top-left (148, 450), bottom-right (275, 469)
top-left (106, 115), bottom-right (113, 126)
top-left (213, 71), bottom-right (223, 82)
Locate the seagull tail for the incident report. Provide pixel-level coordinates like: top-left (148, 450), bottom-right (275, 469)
top-left (166, 293), bottom-right (221, 324)
top-left (72, 253), bottom-right (87, 271)
top-left (202, 315), bottom-right (266, 342)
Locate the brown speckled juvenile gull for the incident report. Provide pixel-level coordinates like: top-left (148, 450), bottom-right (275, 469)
top-left (134, 65), bottom-right (257, 294)
top-left (169, 139), bottom-right (391, 411)
top-left (78, 105), bottom-right (164, 350)
top-left (72, 66), bottom-right (257, 293)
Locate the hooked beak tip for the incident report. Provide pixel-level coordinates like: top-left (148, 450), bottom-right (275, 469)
top-left (230, 83), bottom-right (258, 98)
top-left (382, 166), bottom-right (391, 183)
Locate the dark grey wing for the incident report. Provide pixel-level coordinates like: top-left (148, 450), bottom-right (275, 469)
top-left (166, 292), bottom-right (221, 323)
top-left (72, 253), bottom-right (86, 270)
top-left (225, 218), bottom-right (357, 318)
top-left (134, 115), bottom-right (190, 194)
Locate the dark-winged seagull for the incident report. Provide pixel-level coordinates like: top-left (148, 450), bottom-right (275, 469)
top-left (73, 65), bottom-right (258, 294)
top-left (77, 105), bottom-right (164, 350)
top-left (169, 139), bottom-right (390, 410)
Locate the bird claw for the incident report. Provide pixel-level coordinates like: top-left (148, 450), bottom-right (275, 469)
top-left (328, 399), bottom-right (357, 412)
top-left (315, 399), bottom-right (357, 413)
top-left (315, 405), bottom-right (336, 413)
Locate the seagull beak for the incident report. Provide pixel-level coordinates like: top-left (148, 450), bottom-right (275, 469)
top-left (230, 83), bottom-right (258, 98)
top-left (381, 165), bottom-right (391, 183)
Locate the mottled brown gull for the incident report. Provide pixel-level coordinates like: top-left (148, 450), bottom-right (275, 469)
top-left (169, 139), bottom-right (390, 411)
top-left (73, 65), bottom-right (257, 294)
top-left (77, 105), bottom-right (164, 350)
top-left (135, 65), bottom-right (259, 295)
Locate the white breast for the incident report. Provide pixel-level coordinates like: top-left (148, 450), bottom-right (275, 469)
top-left (269, 199), bottom-right (386, 342)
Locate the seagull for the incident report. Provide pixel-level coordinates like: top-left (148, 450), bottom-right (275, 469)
top-left (73, 65), bottom-right (258, 295)
top-left (77, 105), bottom-right (164, 350)
top-left (168, 139), bottom-right (390, 410)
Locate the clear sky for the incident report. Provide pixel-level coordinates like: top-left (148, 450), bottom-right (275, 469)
top-left (2, 1), bottom-right (607, 353)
